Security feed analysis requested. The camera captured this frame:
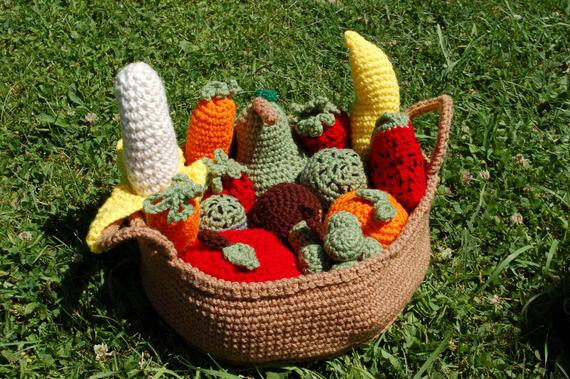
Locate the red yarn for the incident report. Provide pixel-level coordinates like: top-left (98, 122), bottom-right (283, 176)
top-left (295, 111), bottom-right (350, 156)
top-left (179, 229), bottom-right (301, 283)
top-left (203, 173), bottom-right (256, 213)
top-left (369, 120), bottom-right (427, 212)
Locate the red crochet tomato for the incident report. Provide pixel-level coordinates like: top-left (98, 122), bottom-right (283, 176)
top-left (179, 229), bottom-right (301, 283)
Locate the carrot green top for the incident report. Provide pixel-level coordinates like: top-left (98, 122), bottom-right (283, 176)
top-left (143, 174), bottom-right (204, 223)
top-left (200, 80), bottom-right (241, 101)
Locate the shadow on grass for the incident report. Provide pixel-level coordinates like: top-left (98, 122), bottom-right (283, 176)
top-left (41, 201), bottom-right (310, 374)
top-left (41, 202), bottom-right (219, 370)
top-left (520, 271), bottom-right (570, 376)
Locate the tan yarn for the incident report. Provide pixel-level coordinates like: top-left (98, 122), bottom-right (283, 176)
top-left (98, 96), bottom-right (453, 364)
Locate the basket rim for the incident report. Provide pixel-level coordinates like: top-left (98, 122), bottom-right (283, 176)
top-left (102, 95), bottom-right (453, 299)
top-left (133, 167), bottom-right (439, 300)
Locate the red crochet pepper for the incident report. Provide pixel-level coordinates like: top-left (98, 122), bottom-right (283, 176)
top-left (179, 229), bottom-right (301, 283)
top-left (369, 112), bottom-right (427, 212)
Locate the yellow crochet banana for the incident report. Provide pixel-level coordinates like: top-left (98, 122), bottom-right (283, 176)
top-left (344, 31), bottom-right (400, 157)
top-left (85, 141), bottom-right (207, 253)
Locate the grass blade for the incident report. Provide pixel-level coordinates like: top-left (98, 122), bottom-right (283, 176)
top-left (413, 330), bottom-right (452, 379)
top-left (481, 245), bottom-right (533, 291)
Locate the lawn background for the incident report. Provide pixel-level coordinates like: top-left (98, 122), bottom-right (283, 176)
top-left (1, 0), bottom-right (568, 377)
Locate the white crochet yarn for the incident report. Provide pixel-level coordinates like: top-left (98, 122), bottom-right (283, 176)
top-left (115, 62), bottom-right (179, 196)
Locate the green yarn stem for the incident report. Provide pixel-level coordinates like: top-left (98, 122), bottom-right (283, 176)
top-left (222, 243), bottom-right (259, 270)
top-left (291, 97), bottom-right (340, 138)
top-left (143, 174), bottom-right (204, 223)
top-left (200, 195), bottom-right (247, 231)
top-left (203, 149), bottom-right (245, 194)
top-left (288, 220), bottom-right (321, 253)
top-left (355, 189), bottom-right (396, 222)
top-left (298, 244), bottom-right (330, 274)
top-left (374, 112), bottom-right (410, 132)
top-left (254, 89), bottom-right (279, 102)
top-left (324, 211), bottom-right (364, 262)
top-left (200, 80), bottom-right (241, 100)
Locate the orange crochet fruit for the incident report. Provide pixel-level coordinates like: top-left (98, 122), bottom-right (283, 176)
top-left (325, 189), bottom-right (408, 247)
top-left (142, 174), bottom-right (204, 253)
top-left (184, 81), bottom-right (240, 164)
top-left (145, 198), bottom-right (200, 253)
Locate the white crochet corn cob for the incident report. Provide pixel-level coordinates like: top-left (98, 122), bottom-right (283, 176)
top-left (115, 62), bottom-right (179, 196)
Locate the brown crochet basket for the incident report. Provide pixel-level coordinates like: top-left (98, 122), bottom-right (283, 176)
top-left (99, 95), bottom-right (453, 364)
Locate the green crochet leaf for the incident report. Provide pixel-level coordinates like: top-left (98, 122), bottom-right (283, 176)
top-left (288, 220), bottom-right (321, 252)
top-left (200, 80), bottom-right (241, 100)
top-left (203, 149), bottom-right (245, 194)
top-left (143, 174), bottom-right (204, 223)
top-left (324, 212), bottom-right (364, 262)
top-left (254, 89), bottom-right (279, 102)
top-left (298, 244), bottom-right (329, 274)
top-left (374, 112), bottom-right (410, 132)
top-left (355, 189), bottom-right (396, 222)
top-left (222, 243), bottom-right (259, 270)
top-left (291, 97), bottom-right (339, 137)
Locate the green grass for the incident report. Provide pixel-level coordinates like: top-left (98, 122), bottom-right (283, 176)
top-left (1, 0), bottom-right (569, 377)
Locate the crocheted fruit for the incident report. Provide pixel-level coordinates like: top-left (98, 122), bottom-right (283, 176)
top-left (143, 174), bottom-right (204, 253)
top-left (202, 149), bottom-right (256, 213)
top-left (200, 194), bottom-right (247, 231)
top-left (86, 62), bottom-right (209, 253)
top-left (249, 183), bottom-right (323, 243)
top-left (344, 31), bottom-right (400, 157)
top-left (323, 211), bottom-right (382, 262)
top-left (115, 62), bottom-right (180, 196)
top-left (370, 112), bottom-right (427, 212)
top-left (184, 81), bottom-right (241, 164)
top-left (179, 229), bottom-right (301, 283)
top-left (235, 91), bottom-right (307, 196)
top-left (291, 97), bottom-right (350, 156)
top-left (299, 148), bottom-right (368, 208)
top-left (326, 189), bottom-right (408, 247)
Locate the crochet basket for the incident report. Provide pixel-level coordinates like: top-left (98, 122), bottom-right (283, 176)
top-left (98, 95), bottom-right (453, 364)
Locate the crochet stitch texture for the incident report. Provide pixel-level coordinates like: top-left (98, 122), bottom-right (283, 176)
top-left (180, 229), bottom-right (301, 283)
top-left (236, 96), bottom-right (306, 196)
top-left (184, 81), bottom-right (240, 164)
top-left (370, 112), bottom-right (427, 212)
top-left (291, 97), bottom-right (350, 156)
top-left (115, 62), bottom-right (180, 196)
top-left (248, 183), bottom-right (323, 243)
top-left (299, 148), bottom-right (368, 208)
top-left (344, 31), bottom-right (400, 157)
top-left (326, 189), bottom-right (408, 247)
top-left (200, 194), bottom-right (247, 231)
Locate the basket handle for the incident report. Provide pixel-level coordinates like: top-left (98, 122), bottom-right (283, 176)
top-left (98, 214), bottom-right (178, 259)
top-left (405, 95), bottom-right (453, 176)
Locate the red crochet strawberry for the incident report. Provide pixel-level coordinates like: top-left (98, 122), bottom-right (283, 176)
top-left (369, 112), bottom-right (427, 212)
top-left (291, 97), bottom-right (350, 156)
top-left (202, 149), bottom-right (256, 213)
top-left (179, 229), bottom-right (301, 283)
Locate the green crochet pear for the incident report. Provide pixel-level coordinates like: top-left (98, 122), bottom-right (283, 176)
top-left (235, 90), bottom-right (307, 196)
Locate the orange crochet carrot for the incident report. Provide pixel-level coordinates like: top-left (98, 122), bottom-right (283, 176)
top-left (143, 174), bottom-right (204, 253)
top-left (325, 189), bottom-right (408, 247)
top-left (184, 81), bottom-right (241, 165)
